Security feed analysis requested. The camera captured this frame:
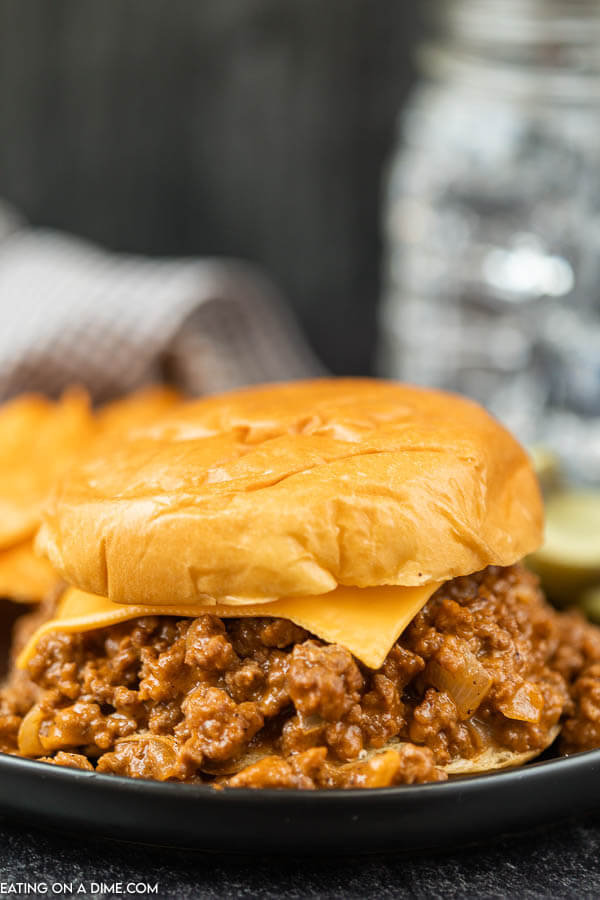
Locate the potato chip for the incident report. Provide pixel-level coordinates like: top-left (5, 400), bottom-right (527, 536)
top-left (0, 540), bottom-right (60, 603)
top-left (0, 389), bottom-right (94, 549)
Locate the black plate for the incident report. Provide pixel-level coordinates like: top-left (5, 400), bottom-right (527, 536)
top-left (0, 750), bottom-right (599, 853)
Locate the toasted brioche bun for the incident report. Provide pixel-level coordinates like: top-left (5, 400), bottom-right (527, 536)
top-left (36, 379), bottom-right (543, 606)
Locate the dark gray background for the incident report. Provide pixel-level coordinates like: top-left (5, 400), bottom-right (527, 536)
top-left (0, 1), bottom-right (424, 374)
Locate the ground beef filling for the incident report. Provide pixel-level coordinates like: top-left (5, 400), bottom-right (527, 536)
top-left (2, 564), bottom-right (600, 789)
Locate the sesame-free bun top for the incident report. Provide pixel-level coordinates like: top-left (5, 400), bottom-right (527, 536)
top-left (36, 379), bottom-right (543, 606)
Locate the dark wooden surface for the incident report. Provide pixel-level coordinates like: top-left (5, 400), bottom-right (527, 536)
top-left (0, 1), bottom-right (422, 373)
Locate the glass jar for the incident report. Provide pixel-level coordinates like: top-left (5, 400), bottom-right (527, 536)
top-left (379, 0), bottom-right (600, 480)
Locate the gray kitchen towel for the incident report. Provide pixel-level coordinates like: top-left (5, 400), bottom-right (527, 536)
top-left (0, 202), bottom-right (324, 402)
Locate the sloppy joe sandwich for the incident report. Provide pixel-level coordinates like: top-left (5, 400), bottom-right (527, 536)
top-left (4, 379), bottom-right (600, 788)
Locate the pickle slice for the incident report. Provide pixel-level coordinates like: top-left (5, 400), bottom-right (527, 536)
top-left (528, 491), bottom-right (600, 604)
top-left (528, 445), bottom-right (562, 493)
top-left (579, 586), bottom-right (600, 624)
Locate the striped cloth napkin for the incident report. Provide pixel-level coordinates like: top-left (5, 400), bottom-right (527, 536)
top-left (0, 201), bottom-right (323, 402)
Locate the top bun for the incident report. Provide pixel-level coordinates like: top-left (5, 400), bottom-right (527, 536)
top-left (36, 379), bottom-right (543, 605)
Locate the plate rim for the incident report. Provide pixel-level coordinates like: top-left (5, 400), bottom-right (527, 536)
top-left (1, 745), bottom-right (600, 802)
top-left (3, 747), bottom-right (600, 853)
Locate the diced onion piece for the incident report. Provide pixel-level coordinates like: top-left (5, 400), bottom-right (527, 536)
top-left (427, 637), bottom-right (492, 720)
top-left (18, 705), bottom-right (47, 756)
top-left (115, 733), bottom-right (178, 765)
top-left (498, 683), bottom-right (544, 724)
top-left (108, 735), bottom-right (179, 780)
top-left (339, 749), bottom-right (402, 789)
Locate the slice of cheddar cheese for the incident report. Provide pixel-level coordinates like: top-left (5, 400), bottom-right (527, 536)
top-left (17, 581), bottom-right (442, 670)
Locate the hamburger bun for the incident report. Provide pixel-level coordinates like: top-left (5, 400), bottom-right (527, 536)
top-left (36, 378), bottom-right (543, 606)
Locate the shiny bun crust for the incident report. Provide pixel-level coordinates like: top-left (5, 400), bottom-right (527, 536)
top-left (36, 379), bottom-right (543, 605)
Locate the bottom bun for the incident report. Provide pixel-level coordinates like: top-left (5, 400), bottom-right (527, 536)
top-left (441, 727), bottom-right (560, 776)
top-left (196, 723), bottom-right (561, 788)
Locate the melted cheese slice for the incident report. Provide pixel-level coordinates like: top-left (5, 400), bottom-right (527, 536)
top-left (17, 581), bottom-right (441, 670)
